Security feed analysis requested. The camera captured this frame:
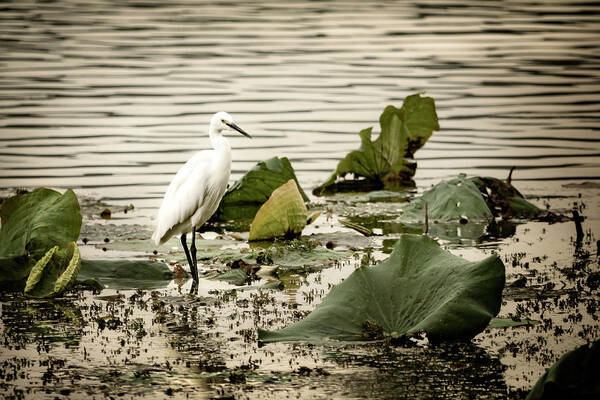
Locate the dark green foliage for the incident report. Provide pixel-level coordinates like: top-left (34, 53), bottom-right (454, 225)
top-left (400, 174), bottom-right (546, 224)
top-left (526, 340), bottom-right (600, 400)
top-left (212, 157), bottom-right (308, 222)
top-left (313, 94), bottom-right (439, 195)
top-left (0, 188), bottom-right (81, 282)
top-left (78, 259), bottom-right (174, 290)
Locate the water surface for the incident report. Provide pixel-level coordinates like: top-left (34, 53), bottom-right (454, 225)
top-left (1, 0), bottom-right (599, 218)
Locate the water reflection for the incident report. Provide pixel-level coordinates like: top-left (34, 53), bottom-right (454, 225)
top-left (322, 342), bottom-right (508, 399)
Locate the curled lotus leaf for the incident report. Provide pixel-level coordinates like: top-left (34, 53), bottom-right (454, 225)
top-left (0, 188), bottom-right (81, 282)
top-left (249, 180), bottom-right (308, 241)
top-left (401, 175), bottom-right (494, 223)
top-left (24, 242), bottom-right (81, 298)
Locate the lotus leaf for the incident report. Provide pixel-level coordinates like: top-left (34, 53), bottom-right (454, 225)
top-left (314, 94), bottom-right (439, 195)
top-left (249, 180), bottom-right (308, 241)
top-left (526, 340), bottom-right (600, 400)
top-left (213, 268), bottom-right (249, 286)
top-left (78, 259), bottom-right (175, 290)
top-left (258, 234), bottom-right (505, 343)
top-left (400, 174), bottom-right (545, 225)
top-left (213, 157), bottom-right (308, 222)
top-left (24, 242), bottom-right (81, 298)
top-left (0, 188), bottom-right (81, 282)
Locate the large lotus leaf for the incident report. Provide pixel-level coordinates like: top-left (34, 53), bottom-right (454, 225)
top-left (401, 175), bottom-right (494, 223)
top-left (313, 94), bottom-right (439, 195)
top-left (0, 188), bottom-right (81, 282)
top-left (213, 157), bottom-right (309, 222)
top-left (258, 234), bottom-right (505, 343)
top-left (526, 340), bottom-right (600, 400)
top-left (24, 242), bottom-right (81, 298)
top-left (77, 259), bottom-right (174, 290)
top-left (249, 180), bottom-right (308, 241)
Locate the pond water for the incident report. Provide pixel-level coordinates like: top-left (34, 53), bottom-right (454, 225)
top-left (1, 1), bottom-right (599, 399)
top-left (1, 0), bottom-right (599, 212)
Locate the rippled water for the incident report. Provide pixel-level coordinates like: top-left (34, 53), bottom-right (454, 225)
top-left (1, 0), bottom-right (599, 218)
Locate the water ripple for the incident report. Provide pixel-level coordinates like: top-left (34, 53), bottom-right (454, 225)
top-left (0, 0), bottom-right (599, 208)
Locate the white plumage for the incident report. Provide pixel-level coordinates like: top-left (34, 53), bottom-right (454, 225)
top-left (151, 111), bottom-right (251, 283)
top-left (152, 149), bottom-right (229, 245)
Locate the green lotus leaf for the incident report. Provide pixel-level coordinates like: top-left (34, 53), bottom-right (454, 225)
top-left (400, 174), bottom-right (546, 225)
top-left (77, 259), bottom-right (175, 290)
top-left (526, 340), bottom-right (600, 400)
top-left (213, 157), bottom-right (309, 222)
top-left (258, 234), bottom-right (505, 344)
top-left (213, 268), bottom-right (248, 286)
top-left (249, 180), bottom-right (308, 241)
top-left (313, 94), bottom-right (439, 195)
top-left (24, 242), bottom-right (81, 298)
top-left (0, 188), bottom-right (81, 282)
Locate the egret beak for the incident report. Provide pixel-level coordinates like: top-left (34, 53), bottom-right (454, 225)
top-left (226, 122), bottom-right (252, 138)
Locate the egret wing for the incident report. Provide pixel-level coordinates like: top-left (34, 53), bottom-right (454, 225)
top-left (152, 151), bottom-right (212, 244)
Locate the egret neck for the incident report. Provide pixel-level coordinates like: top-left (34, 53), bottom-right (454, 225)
top-left (209, 119), bottom-right (232, 176)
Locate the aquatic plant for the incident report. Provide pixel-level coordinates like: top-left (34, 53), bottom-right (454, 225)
top-left (400, 173), bottom-right (551, 224)
top-left (24, 242), bottom-right (81, 298)
top-left (258, 234), bottom-right (505, 343)
top-left (313, 93), bottom-right (439, 195)
top-left (213, 156), bottom-right (308, 222)
top-left (78, 259), bottom-right (176, 290)
top-left (249, 180), bottom-right (308, 241)
top-left (0, 188), bottom-right (81, 284)
top-left (526, 340), bottom-right (600, 400)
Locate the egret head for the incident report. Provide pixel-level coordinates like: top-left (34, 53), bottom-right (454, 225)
top-left (210, 111), bottom-right (252, 138)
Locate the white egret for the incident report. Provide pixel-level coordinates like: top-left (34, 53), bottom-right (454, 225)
top-left (152, 111), bottom-right (251, 285)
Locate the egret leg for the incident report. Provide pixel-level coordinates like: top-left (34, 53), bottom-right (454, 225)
top-left (190, 226), bottom-right (199, 282)
top-left (180, 233), bottom-right (195, 278)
